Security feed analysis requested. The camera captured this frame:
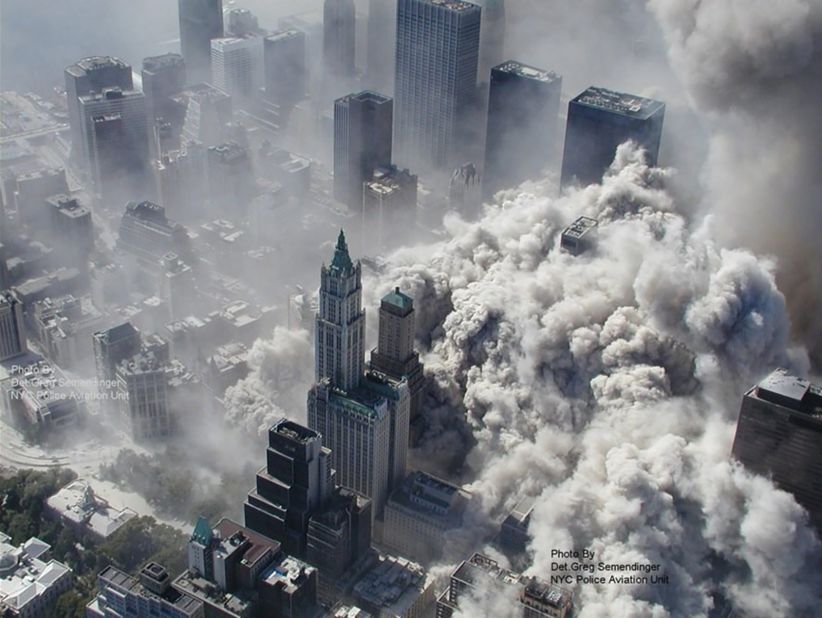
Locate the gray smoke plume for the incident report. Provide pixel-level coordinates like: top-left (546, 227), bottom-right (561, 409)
top-left (223, 326), bottom-right (313, 437)
top-left (363, 144), bottom-right (821, 616)
top-left (646, 0), bottom-right (822, 367)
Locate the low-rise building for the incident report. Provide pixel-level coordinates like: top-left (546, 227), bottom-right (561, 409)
top-left (352, 554), bottom-right (434, 618)
top-left (31, 294), bottom-right (104, 370)
top-left (0, 360), bottom-right (84, 434)
top-left (436, 553), bottom-right (572, 618)
top-left (45, 480), bottom-right (136, 542)
top-left (87, 562), bottom-right (204, 618)
top-left (0, 532), bottom-right (73, 618)
top-left (382, 472), bottom-right (469, 564)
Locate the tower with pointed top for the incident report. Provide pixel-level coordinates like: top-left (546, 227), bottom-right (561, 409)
top-left (315, 230), bottom-right (365, 392)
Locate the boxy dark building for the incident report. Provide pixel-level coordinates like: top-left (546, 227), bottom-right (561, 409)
top-left (731, 369), bottom-right (822, 531)
top-left (560, 86), bottom-right (665, 189)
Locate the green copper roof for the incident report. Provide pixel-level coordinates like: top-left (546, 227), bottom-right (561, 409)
top-left (330, 229), bottom-right (354, 274)
top-left (382, 286), bottom-right (413, 311)
top-left (191, 516), bottom-right (212, 545)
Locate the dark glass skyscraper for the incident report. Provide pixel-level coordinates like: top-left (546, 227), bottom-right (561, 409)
top-left (560, 86), bottom-right (665, 189)
top-left (732, 370), bottom-right (822, 531)
top-left (64, 56), bottom-right (133, 163)
top-left (394, 0), bottom-right (481, 170)
top-left (333, 91), bottom-right (393, 209)
top-left (142, 53), bottom-right (186, 124)
top-left (323, 0), bottom-right (356, 78)
top-left (178, 0), bottom-right (224, 84)
top-left (483, 61), bottom-right (562, 198)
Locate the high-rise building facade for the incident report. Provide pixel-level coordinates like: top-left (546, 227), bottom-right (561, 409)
top-left (178, 0), bottom-right (224, 84)
top-left (394, 0), bottom-right (481, 170)
top-left (731, 370), bottom-right (822, 531)
top-left (483, 61), bottom-right (562, 198)
top-left (366, 0), bottom-right (397, 94)
top-left (362, 166), bottom-right (418, 250)
top-left (0, 291), bottom-right (27, 361)
top-left (314, 230), bottom-right (365, 392)
top-left (78, 88), bottom-right (151, 202)
top-left (244, 419), bottom-right (335, 557)
top-left (64, 56), bottom-right (133, 162)
top-left (210, 36), bottom-right (265, 105)
top-left (369, 287), bottom-right (426, 427)
top-left (263, 30), bottom-right (307, 111)
top-left (323, 0), bottom-right (357, 78)
top-left (142, 54), bottom-right (187, 123)
top-left (333, 91), bottom-right (393, 208)
top-left (560, 86), bottom-right (665, 189)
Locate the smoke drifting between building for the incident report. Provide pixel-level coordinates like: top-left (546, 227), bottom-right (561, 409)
top-left (560, 86), bottom-right (665, 189)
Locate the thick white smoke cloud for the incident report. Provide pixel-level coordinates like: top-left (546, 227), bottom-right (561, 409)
top-left (223, 326), bottom-right (313, 437)
top-left (646, 0), bottom-right (822, 366)
top-left (363, 144), bottom-right (821, 616)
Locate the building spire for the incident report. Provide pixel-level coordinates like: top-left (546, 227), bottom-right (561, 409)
top-left (330, 229), bottom-right (354, 274)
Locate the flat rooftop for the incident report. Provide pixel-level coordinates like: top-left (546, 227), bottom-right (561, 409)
top-left (66, 56), bottom-right (129, 76)
top-left (494, 60), bottom-right (560, 84)
top-left (265, 29), bottom-right (303, 42)
top-left (272, 418), bottom-right (320, 443)
top-left (338, 90), bottom-right (392, 105)
top-left (561, 216), bottom-right (598, 240)
top-left (142, 53), bottom-right (184, 72)
top-left (753, 369), bottom-right (822, 418)
top-left (426, 0), bottom-right (479, 12)
top-left (573, 86), bottom-right (664, 119)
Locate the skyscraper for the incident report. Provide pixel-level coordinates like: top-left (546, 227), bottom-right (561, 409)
top-left (314, 230), bottom-right (365, 392)
top-left (362, 166), bottom-right (418, 250)
top-left (369, 287), bottom-right (426, 426)
top-left (0, 291), bottom-right (27, 361)
top-left (178, 0), bottom-right (224, 84)
top-left (731, 369), bottom-right (822, 531)
top-left (78, 88), bottom-right (150, 202)
top-left (560, 86), bottom-right (665, 189)
top-left (333, 91), bottom-right (393, 209)
top-left (244, 419), bottom-right (335, 556)
top-left (366, 0), bottom-right (397, 93)
top-left (323, 0), bottom-right (356, 78)
top-left (64, 56), bottom-right (133, 163)
top-left (483, 61), bottom-right (562, 198)
top-left (394, 0), bottom-right (481, 170)
top-left (477, 0), bottom-right (506, 83)
top-left (142, 53), bottom-right (187, 125)
top-left (210, 36), bottom-right (264, 105)
top-left (263, 30), bottom-right (307, 110)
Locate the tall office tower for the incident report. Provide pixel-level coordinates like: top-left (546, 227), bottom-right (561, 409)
top-left (483, 61), bottom-right (562, 198)
top-left (436, 553), bottom-right (573, 618)
top-left (115, 351), bottom-right (172, 440)
top-left (117, 201), bottom-right (192, 267)
top-left (210, 36), bottom-right (265, 105)
top-left (64, 56), bottom-right (133, 161)
top-left (178, 0), bottom-right (224, 84)
top-left (369, 287), bottom-right (426, 426)
top-left (476, 0), bottom-right (505, 83)
top-left (78, 88), bottom-right (150, 202)
top-left (333, 91), bottom-right (393, 208)
top-left (226, 7), bottom-right (263, 36)
top-left (243, 419), bottom-right (335, 556)
top-left (323, 0), bottom-right (356, 78)
top-left (0, 291), bottom-right (27, 361)
top-left (45, 194), bottom-right (94, 269)
top-left (560, 86), bottom-right (665, 189)
top-left (263, 30), bottom-right (307, 111)
top-left (308, 380), bottom-right (392, 519)
top-left (173, 83), bottom-right (233, 146)
top-left (731, 370), bottom-right (822, 531)
top-left (366, 0), bottom-right (397, 93)
top-left (362, 166), bottom-right (418, 250)
top-left (142, 54), bottom-right (186, 121)
top-left (93, 322), bottom-right (142, 384)
top-left (394, 0), bottom-right (481, 171)
top-left (314, 230), bottom-right (365, 392)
